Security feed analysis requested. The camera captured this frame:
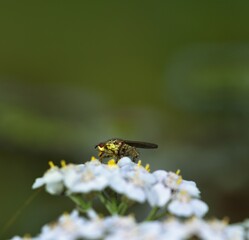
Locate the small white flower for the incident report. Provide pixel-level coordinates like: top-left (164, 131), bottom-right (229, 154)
top-left (123, 169), bottom-right (156, 203)
top-left (168, 199), bottom-right (192, 217)
top-left (32, 167), bottom-right (64, 195)
top-left (181, 218), bottom-right (244, 240)
top-left (85, 158), bottom-right (102, 167)
top-left (105, 218), bottom-right (134, 240)
top-left (240, 219), bottom-right (249, 240)
top-left (78, 219), bottom-right (105, 239)
top-left (152, 170), bottom-right (168, 183)
top-left (109, 159), bottom-right (157, 203)
top-left (64, 164), bottom-right (109, 193)
top-left (164, 171), bottom-right (182, 190)
top-left (124, 182), bottom-right (147, 202)
top-left (118, 157), bottom-right (142, 174)
top-left (86, 208), bottom-right (99, 220)
top-left (136, 221), bottom-right (166, 240)
top-left (108, 171), bottom-right (129, 194)
top-left (179, 217), bottom-right (203, 239)
top-left (37, 210), bottom-right (105, 240)
top-left (104, 215), bottom-right (136, 233)
top-left (147, 183), bottom-right (171, 207)
top-left (32, 177), bottom-right (45, 189)
top-left (200, 219), bottom-right (227, 239)
top-left (178, 180), bottom-right (200, 197)
top-left (162, 218), bottom-right (189, 240)
top-left (117, 157), bottom-right (134, 168)
top-left (190, 199), bottom-right (209, 217)
top-left (168, 191), bottom-right (208, 217)
top-left (36, 211), bottom-right (85, 240)
top-left (225, 225), bottom-right (244, 240)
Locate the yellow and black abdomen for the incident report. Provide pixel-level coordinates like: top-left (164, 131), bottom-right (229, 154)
top-left (118, 143), bottom-right (139, 161)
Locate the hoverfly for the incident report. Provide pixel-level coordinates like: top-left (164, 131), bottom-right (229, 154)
top-left (95, 138), bottom-right (158, 162)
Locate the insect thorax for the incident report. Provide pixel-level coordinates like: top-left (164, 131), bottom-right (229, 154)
top-left (119, 143), bottom-right (139, 160)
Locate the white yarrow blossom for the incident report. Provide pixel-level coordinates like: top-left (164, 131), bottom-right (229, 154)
top-left (152, 170), bottom-right (168, 182)
top-left (64, 163), bottom-right (109, 193)
top-left (117, 157), bottom-right (135, 168)
top-left (108, 157), bottom-right (157, 203)
top-left (123, 169), bottom-right (156, 203)
top-left (225, 225), bottom-right (245, 240)
top-left (11, 156), bottom-right (248, 240)
top-left (168, 191), bottom-right (208, 217)
top-left (32, 165), bottom-right (64, 195)
top-left (38, 210), bottom-right (104, 240)
top-left (178, 180), bottom-right (200, 197)
top-left (31, 158), bottom-right (209, 211)
top-left (12, 211), bottom-right (246, 240)
top-left (147, 182), bottom-right (171, 207)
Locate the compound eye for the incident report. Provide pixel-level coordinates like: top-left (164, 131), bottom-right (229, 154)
top-left (95, 143), bottom-right (104, 149)
top-left (97, 143), bottom-right (105, 151)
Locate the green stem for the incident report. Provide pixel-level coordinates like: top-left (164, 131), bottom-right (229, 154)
top-left (118, 202), bottom-right (128, 215)
top-left (102, 190), bottom-right (112, 202)
top-left (153, 210), bottom-right (168, 220)
top-left (69, 194), bottom-right (91, 213)
top-left (145, 207), bottom-right (160, 221)
top-left (98, 192), bottom-right (118, 215)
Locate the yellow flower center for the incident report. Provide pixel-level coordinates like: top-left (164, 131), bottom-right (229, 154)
top-left (107, 159), bottom-right (117, 168)
top-left (82, 169), bottom-right (95, 181)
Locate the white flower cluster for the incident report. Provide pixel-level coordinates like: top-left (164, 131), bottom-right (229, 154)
top-left (11, 210), bottom-right (246, 240)
top-left (32, 157), bottom-right (208, 218)
top-left (11, 157), bottom-right (249, 240)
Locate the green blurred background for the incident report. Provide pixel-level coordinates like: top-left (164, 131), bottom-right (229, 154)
top-left (1, 1), bottom-right (249, 238)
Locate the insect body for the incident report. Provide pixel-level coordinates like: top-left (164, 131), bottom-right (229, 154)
top-left (95, 138), bottom-right (158, 162)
